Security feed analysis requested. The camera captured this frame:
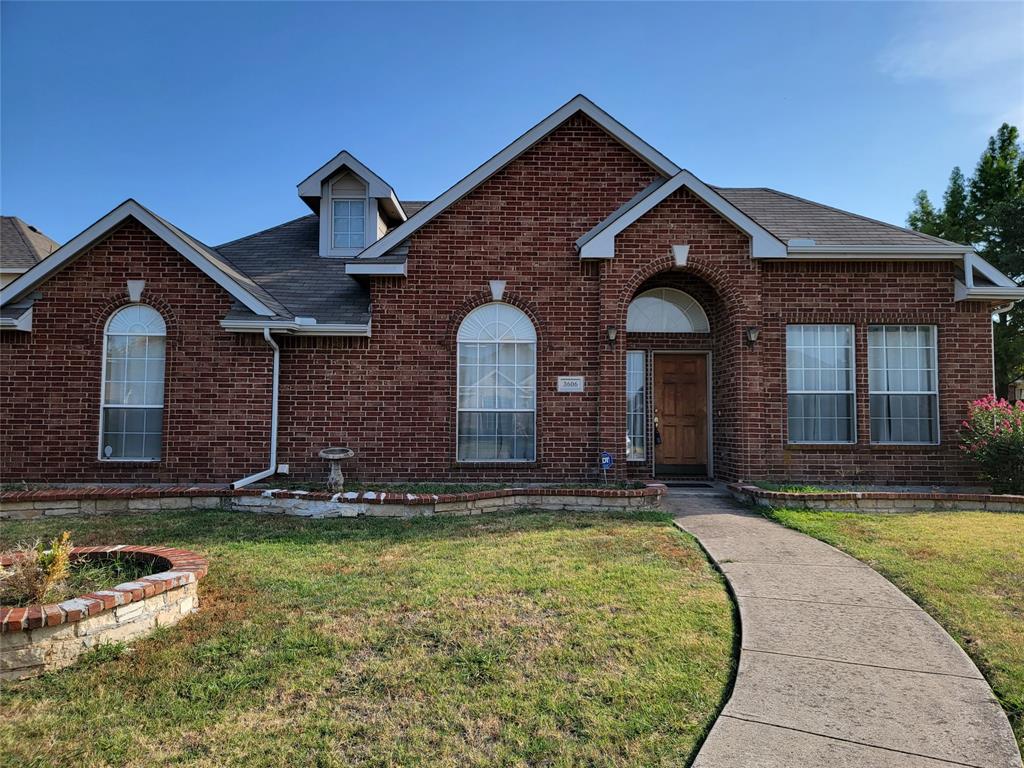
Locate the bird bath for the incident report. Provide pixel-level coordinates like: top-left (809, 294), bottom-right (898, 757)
top-left (319, 447), bottom-right (355, 492)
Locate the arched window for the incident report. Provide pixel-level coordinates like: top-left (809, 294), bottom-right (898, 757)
top-left (100, 304), bottom-right (166, 461)
top-left (457, 303), bottom-right (536, 462)
top-left (626, 288), bottom-right (710, 333)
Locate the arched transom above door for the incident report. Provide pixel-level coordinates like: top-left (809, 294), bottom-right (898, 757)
top-left (626, 288), bottom-right (710, 333)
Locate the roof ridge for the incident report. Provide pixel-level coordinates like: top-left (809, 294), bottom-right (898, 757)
top-left (9, 218), bottom-right (36, 258)
top-left (216, 214), bottom-right (318, 250)
top-left (727, 186), bottom-right (965, 248)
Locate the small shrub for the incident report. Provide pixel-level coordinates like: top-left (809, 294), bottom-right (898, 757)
top-left (960, 395), bottom-right (1024, 493)
top-left (0, 531), bottom-right (73, 605)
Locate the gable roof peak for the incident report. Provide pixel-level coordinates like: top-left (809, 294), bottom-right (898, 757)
top-left (0, 198), bottom-right (287, 318)
top-left (356, 94), bottom-right (680, 262)
top-left (296, 148), bottom-right (406, 221)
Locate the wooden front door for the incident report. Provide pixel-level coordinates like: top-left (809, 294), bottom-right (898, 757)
top-left (654, 354), bottom-right (708, 475)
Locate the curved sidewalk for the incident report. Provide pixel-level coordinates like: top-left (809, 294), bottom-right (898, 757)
top-left (668, 492), bottom-right (1021, 768)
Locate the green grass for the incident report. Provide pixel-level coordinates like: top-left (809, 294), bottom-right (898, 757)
top-left (0, 509), bottom-right (735, 767)
top-left (764, 508), bottom-right (1024, 749)
top-left (752, 482), bottom-right (831, 494)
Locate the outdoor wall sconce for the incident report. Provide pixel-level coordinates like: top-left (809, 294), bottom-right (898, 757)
top-left (607, 325), bottom-right (618, 344)
top-left (745, 326), bottom-right (761, 345)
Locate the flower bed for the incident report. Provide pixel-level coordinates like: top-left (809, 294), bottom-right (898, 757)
top-left (730, 483), bottom-right (1024, 513)
top-left (0, 484), bottom-right (666, 520)
top-left (1, 546), bottom-right (207, 680)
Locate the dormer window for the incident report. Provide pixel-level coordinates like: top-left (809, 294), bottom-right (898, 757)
top-left (332, 199), bottom-right (365, 249)
top-left (296, 149), bottom-right (408, 258)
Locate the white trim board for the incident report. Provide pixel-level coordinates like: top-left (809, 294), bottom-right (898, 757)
top-left (219, 318), bottom-right (372, 336)
top-left (0, 200), bottom-right (279, 317)
top-left (356, 95), bottom-right (681, 262)
top-left (578, 170), bottom-right (787, 260)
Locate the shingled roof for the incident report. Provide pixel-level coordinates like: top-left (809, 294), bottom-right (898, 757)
top-left (1, 216), bottom-right (59, 269)
top-left (713, 187), bottom-right (964, 248)
top-left (215, 215), bottom-right (371, 325)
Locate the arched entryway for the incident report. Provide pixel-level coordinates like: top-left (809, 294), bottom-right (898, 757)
top-left (623, 273), bottom-right (729, 480)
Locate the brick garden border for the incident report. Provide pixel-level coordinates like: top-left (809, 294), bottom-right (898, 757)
top-left (728, 483), bottom-right (1024, 513)
top-left (1, 546), bottom-right (207, 680)
top-left (0, 484), bottom-right (666, 520)
top-left (1, 546), bottom-right (208, 633)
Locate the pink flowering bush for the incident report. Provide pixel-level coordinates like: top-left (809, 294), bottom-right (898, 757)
top-left (959, 395), bottom-right (1024, 493)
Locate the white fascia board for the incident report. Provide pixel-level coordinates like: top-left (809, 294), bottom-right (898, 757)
top-left (220, 318), bottom-right (372, 336)
top-left (966, 252), bottom-right (1020, 288)
top-left (297, 150), bottom-right (403, 219)
top-left (0, 200), bottom-right (278, 316)
top-left (578, 170), bottom-right (787, 260)
top-left (954, 280), bottom-right (1024, 302)
top-left (357, 95), bottom-right (682, 262)
top-left (786, 244), bottom-right (970, 259)
top-left (345, 261), bottom-right (407, 277)
top-left (0, 307), bottom-right (32, 331)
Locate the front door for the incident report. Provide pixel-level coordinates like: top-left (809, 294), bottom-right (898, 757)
top-left (654, 353), bottom-right (708, 476)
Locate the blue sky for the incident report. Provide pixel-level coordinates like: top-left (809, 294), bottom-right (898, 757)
top-left (2, 1), bottom-right (1022, 246)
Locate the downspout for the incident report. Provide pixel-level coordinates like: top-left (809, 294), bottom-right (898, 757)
top-left (231, 327), bottom-right (280, 489)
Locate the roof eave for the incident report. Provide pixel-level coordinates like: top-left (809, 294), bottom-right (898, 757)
top-left (0, 200), bottom-right (280, 317)
top-left (345, 261), bottom-right (407, 277)
top-left (786, 245), bottom-right (971, 259)
top-left (219, 318), bottom-right (372, 336)
top-left (0, 307), bottom-right (32, 332)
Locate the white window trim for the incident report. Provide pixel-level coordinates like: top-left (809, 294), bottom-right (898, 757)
top-left (786, 324), bottom-right (857, 445)
top-left (455, 303), bottom-right (537, 464)
top-left (318, 182), bottom-right (378, 258)
top-left (626, 288), bottom-right (710, 334)
top-left (868, 324), bottom-right (941, 446)
top-left (626, 350), bottom-right (646, 462)
top-left (97, 305), bottom-right (165, 462)
top-left (330, 197), bottom-right (367, 252)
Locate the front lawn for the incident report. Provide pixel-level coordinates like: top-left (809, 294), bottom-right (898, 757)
top-left (765, 508), bottom-right (1024, 749)
top-left (0, 509), bottom-right (734, 767)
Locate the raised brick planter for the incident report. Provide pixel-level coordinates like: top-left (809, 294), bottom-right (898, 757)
top-left (0, 484), bottom-right (666, 520)
top-left (1, 546), bottom-right (207, 680)
top-left (728, 483), bottom-right (1024, 513)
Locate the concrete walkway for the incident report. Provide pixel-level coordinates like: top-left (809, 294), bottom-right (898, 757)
top-left (667, 492), bottom-right (1022, 768)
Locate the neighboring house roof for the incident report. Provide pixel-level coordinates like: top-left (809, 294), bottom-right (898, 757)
top-left (215, 215), bottom-right (372, 326)
top-left (0, 200), bottom-right (287, 318)
top-left (1, 216), bottom-right (59, 270)
top-left (714, 188), bottom-right (965, 249)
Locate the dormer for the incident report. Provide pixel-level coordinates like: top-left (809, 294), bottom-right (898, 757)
top-left (297, 150), bottom-right (406, 257)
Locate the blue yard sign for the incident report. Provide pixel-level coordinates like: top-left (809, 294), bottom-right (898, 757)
top-left (600, 451), bottom-right (614, 471)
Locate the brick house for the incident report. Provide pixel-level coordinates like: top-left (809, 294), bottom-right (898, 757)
top-left (2, 96), bottom-right (1021, 487)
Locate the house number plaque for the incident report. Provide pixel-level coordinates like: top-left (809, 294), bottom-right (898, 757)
top-left (557, 376), bottom-right (585, 393)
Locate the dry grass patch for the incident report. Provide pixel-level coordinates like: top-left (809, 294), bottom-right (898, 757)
top-left (1, 508), bottom-right (734, 767)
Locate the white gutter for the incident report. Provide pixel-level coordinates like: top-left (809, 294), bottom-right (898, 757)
top-left (219, 318), bottom-right (371, 336)
top-left (231, 328), bottom-right (280, 489)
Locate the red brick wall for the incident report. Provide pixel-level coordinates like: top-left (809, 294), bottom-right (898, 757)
top-left (0, 116), bottom-right (996, 487)
top-left (274, 114), bottom-right (662, 481)
top-left (0, 220), bottom-right (274, 484)
top-left (756, 260), bottom-right (993, 484)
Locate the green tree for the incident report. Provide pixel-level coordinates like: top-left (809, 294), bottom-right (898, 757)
top-left (908, 123), bottom-right (1024, 398)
